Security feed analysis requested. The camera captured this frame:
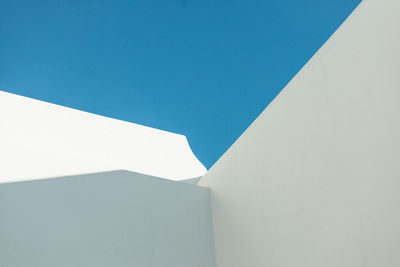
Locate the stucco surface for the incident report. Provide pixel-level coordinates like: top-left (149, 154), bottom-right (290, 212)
top-left (0, 171), bottom-right (216, 267)
top-left (199, 0), bottom-right (400, 266)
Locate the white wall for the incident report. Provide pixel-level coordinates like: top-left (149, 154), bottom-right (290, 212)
top-left (199, 0), bottom-right (400, 266)
top-left (0, 91), bottom-right (206, 182)
top-left (0, 170), bottom-right (216, 267)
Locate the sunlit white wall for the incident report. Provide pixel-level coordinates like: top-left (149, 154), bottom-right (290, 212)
top-left (199, 0), bottom-right (400, 266)
top-left (0, 91), bottom-right (206, 182)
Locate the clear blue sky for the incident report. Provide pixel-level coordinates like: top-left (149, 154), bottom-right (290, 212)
top-left (0, 0), bottom-right (361, 169)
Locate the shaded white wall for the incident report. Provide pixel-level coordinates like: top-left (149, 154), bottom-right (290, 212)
top-left (199, 0), bottom-right (400, 266)
top-left (0, 91), bottom-right (206, 183)
top-left (0, 171), bottom-right (216, 267)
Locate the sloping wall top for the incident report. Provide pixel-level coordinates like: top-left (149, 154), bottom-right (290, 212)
top-left (0, 91), bottom-right (206, 183)
top-left (199, 0), bottom-right (400, 266)
top-left (0, 170), bottom-right (216, 267)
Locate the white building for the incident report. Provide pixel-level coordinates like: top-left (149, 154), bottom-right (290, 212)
top-left (1, 0), bottom-right (400, 266)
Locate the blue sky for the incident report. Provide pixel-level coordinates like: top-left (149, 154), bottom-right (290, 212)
top-left (0, 0), bottom-right (361, 169)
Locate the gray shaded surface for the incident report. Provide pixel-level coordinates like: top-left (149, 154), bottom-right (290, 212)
top-left (0, 170), bottom-right (216, 267)
top-left (180, 177), bottom-right (202, 185)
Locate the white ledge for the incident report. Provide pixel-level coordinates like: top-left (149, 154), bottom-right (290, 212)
top-left (0, 90), bottom-right (206, 183)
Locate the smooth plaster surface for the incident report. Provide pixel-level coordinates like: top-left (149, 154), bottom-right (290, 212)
top-left (0, 91), bottom-right (206, 183)
top-left (0, 170), bottom-right (216, 267)
top-left (199, 0), bottom-right (400, 266)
